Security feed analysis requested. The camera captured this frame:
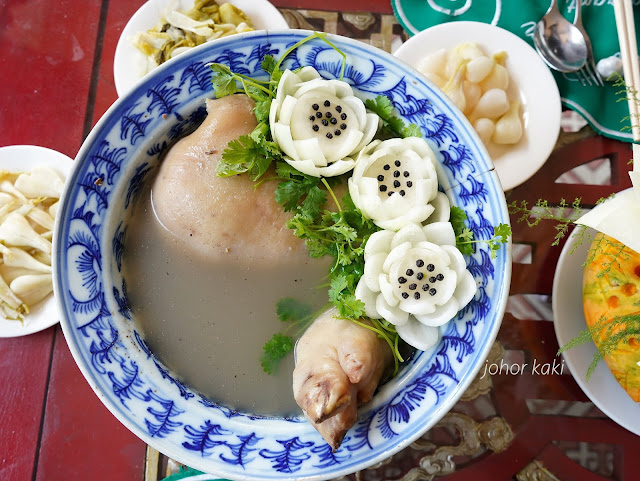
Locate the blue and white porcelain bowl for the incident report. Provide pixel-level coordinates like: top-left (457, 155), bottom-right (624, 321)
top-left (53, 30), bottom-right (511, 480)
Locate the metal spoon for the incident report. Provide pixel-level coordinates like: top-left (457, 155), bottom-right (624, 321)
top-left (533, 0), bottom-right (588, 72)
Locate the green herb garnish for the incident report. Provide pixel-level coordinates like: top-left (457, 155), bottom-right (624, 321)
top-left (261, 333), bottom-right (296, 375)
top-left (508, 197), bottom-right (584, 247)
top-left (558, 313), bottom-right (640, 379)
top-left (276, 297), bottom-right (314, 322)
top-left (365, 95), bottom-right (421, 139)
top-left (451, 206), bottom-right (511, 258)
top-left (260, 298), bottom-right (321, 375)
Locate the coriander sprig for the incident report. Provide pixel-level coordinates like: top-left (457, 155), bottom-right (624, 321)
top-left (450, 206), bottom-right (511, 258)
top-left (212, 56), bottom-right (283, 180)
top-left (210, 63), bottom-right (273, 100)
top-left (365, 95), bottom-right (422, 139)
top-left (455, 223), bottom-right (511, 259)
top-left (261, 298), bottom-right (329, 375)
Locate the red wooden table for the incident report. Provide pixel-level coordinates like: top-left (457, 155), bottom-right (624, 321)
top-left (1, 1), bottom-right (639, 480)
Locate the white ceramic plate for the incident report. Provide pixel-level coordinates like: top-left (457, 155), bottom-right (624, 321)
top-left (113, 0), bottom-right (289, 96)
top-left (0, 145), bottom-right (73, 338)
top-left (552, 226), bottom-right (640, 436)
top-left (394, 21), bottom-right (561, 191)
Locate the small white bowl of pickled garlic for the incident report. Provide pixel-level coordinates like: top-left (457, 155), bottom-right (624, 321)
top-left (0, 145), bottom-right (72, 338)
top-left (394, 21), bottom-right (561, 191)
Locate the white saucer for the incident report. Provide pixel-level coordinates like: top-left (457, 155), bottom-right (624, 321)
top-left (394, 21), bottom-right (561, 191)
top-left (552, 226), bottom-right (640, 436)
top-left (113, 0), bottom-right (289, 96)
top-left (0, 145), bottom-right (73, 338)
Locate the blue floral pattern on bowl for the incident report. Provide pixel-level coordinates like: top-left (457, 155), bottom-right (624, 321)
top-left (53, 30), bottom-right (511, 480)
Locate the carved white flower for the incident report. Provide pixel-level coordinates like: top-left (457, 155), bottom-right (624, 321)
top-left (355, 222), bottom-right (477, 351)
top-left (348, 137), bottom-right (439, 231)
top-left (269, 66), bottom-right (380, 177)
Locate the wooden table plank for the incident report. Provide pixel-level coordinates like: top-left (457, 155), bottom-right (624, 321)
top-left (0, 0), bottom-right (103, 479)
top-left (27, 2), bottom-right (146, 479)
top-left (90, 0), bottom-right (143, 126)
top-left (0, 330), bottom-right (54, 481)
top-left (35, 326), bottom-right (146, 481)
top-left (0, 0), bottom-right (102, 157)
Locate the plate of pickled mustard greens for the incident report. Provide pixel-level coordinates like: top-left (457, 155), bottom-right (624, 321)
top-left (0, 145), bottom-right (72, 338)
top-left (395, 21), bottom-right (561, 191)
top-left (113, 0), bottom-right (289, 96)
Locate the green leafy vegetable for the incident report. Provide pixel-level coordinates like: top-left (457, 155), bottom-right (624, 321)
top-left (210, 57), bottom-right (280, 181)
top-left (274, 166), bottom-right (325, 213)
top-left (261, 333), bottom-right (295, 375)
top-left (261, 54), bottom-right (283, 86)
top-left (285, 184), bottom-right (377, 271)
top-left (450, 206), bottom-right (475, 256)
top-left (276, 297), bottom-right (314, 322)
top-left (365, 95), bottom-right (421, 139)
top-left (452, 205), bottom-right (512, 259)
top-left (261, 297), bottom-right (325, 374)
top-left (583, 232), bottom-right (629, 279)
top-left (488, 223), bottom-right (512, 257)
top-left (216, 135), bottom-right (275, 181)
top-left (329, 273), bottom-right (366, 320)
top-left (210, 64), bottom-right (239, 98)
top-left (450, 206), bottom-right (511, 258)
top-left (508, 197), bottom-right (584, 246)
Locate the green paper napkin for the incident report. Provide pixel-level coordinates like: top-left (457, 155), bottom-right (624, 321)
top-left (392, 0), bottom-right (639, 142)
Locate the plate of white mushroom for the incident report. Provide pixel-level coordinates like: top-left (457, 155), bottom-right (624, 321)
top-left (395, 21), bottom-right (561, 191)
top-left (0, 145), bottom-right (72, 337)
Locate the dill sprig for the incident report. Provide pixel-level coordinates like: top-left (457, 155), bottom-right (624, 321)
top-left (559, 313), bottom-right (640, 379)
top-left (583, 232), bottom-right (629, 278)
top-left (613, 75), bottom-right (640, 141)
top-left (508, 197), bottom-right (584, 246)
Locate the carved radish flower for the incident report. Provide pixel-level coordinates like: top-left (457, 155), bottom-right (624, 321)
top-left (269, 66), bottom-right (380, 177)
top-left (348, 137), bottom-right (439, 231)
top-left (355, 222), bottom-right (477, 350)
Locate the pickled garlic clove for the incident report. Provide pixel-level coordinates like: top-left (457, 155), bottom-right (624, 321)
top-left (442, 60), bottom-right (469, 112)
top-left (10, 274), bottom-right (53, 306)
top-left (462, 81), bottom-right (482, 115)
top-left (417, 48), bottom-right (448, 77)
top-left (480, 63), bottom-right (509, 92)
top-left (470, 88), bottom-right (509, 121)
top-left (473, 118), bottom-right (496, 145)
top-left (492, 101), bottom-right (523, 145)
top-left (466, 56), bottom-right (495, 83)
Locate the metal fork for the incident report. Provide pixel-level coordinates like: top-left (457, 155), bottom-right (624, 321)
top-left (573, 0), bottom-right (604, 86)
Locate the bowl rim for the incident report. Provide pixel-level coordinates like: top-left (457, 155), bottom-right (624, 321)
top-left (54, 29), bottom-right (512, 480)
